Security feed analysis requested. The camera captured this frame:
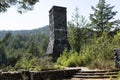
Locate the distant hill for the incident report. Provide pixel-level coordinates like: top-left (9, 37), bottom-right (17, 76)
top-left (0, 25), bottom-right (50, 39)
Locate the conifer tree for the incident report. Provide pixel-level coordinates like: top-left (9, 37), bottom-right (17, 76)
top-left (68, 7), bottom-right (89, 53)
top-left (28, 42), bottom-right (39, 57)
top-left (0, 33), bottom-right (11, 65)
top-left (90, 0), bottom-right (120, 35)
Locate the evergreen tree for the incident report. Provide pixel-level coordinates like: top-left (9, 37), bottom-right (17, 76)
top-left (68, 7), bottom-right (89, 53)
top-left (0, 33), bottom-right (11, 66)
top-left (40, 34), bottom-right (49, 54)
top-left (0, 44), bottom-right (7, 66)
top-left (28, 42), bottom-right (39, 57)
top-left (90, 0), bottom-right (120, 35)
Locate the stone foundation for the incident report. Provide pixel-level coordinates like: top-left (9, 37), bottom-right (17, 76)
top-left (0, 69), bottom-right (80, 80)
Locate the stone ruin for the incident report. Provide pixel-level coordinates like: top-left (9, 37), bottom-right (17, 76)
top-left (46, 6), bottom-right (71, 61)
top-left (114, 49), bottom-right (120, 68)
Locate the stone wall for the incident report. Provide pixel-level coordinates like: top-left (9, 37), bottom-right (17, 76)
top-left (114, 49), bottom-right (120, 68)
top-left (0, 69), bottom-right (80, 80)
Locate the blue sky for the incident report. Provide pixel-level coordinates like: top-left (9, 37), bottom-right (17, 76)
top-left (0, 0), bottom-right (120, 30)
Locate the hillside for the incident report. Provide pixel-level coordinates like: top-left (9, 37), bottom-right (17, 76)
top-left (0, 25), bottom-right (50, 39)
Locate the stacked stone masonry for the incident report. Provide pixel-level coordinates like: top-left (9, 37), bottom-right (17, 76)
top-left (0, 69), bottom-right (80, 80)
top-left (46, 6), bottom-right (71, 60)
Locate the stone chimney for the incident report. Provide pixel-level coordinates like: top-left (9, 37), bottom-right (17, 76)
top-left (46, 6), bottom-right (71, 61)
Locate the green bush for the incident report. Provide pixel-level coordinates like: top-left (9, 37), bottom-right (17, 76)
top-left (83, 34), bottom-right (118, 69)
top-left (55, 50), bottom-right (92, 68)
top-left (15, 56), bottom-right (40, 70)
top-left (67, 52), bottom-right (80, 67)
top-left (38, 56), bottom-right (55, 70)
top-left (55, 32), bottom-right (119, 69)
top-left (15, 53), bottom-right (54, 71)
top-left (116, 71), bottom-right (120, 80)
top-left (55, 50), bottom-right (70, 69)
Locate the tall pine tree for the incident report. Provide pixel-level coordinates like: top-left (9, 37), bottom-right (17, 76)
top-left (68, 7), bottom-right (89, 53)
top-left (28, 42), bottom-right (39, 57)
top-left (0, 33), bottom-right (11, 66)
top-left (90, 0), bottom-right (120, 35)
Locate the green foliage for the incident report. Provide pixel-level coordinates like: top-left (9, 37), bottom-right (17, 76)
top-left (38, 56), bottom-right (55, 70)
top-left (0, 33), bottom-right (11, 44)
top-left (56, 6), bottom-right (120, 70)
top-left (80, 33), bottom-right (117, 69)
top-left (0, 1), bottom-right (120, 71)
top-left (55, 50), bottom-right (92, 68)
top-left (0, 0), bottom-right (39, 13)
top-left (0, 33), bottom-right (11, 66)
top-left (113, 31), bottom-right (120, 46)
top-left (90, 0), bottom-right (120, 35)
top-left (28, 42), bottom-right (40, 57)
top-left (116, 71), bottom-right (120, 80)
top-left (0, 27), bottom-right (49, 70)
top-left (56, 31), bottom-right (119, 69)
top-left (68, 7), bottom-right (89, 53)
top-left (15, 55), bottom-right (54, 71)
top-left (0, 44), bottom-right (7, 66)
top-left (67, 52), bottom-right (80, 67)
top-left (55, 50), bottom-right (70, 69)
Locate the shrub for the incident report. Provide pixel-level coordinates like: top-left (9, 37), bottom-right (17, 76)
top-left (38, 56), bottom-right (55, 70)
top-left (55, 50), bottom-right (92, 68)
top-left (116, 71), bottom-right (120, 80)
top-left (85, 34), bottom-right (116, 69)
top-left (67, 52), bottom-right (80, 67)
top-left (15, 53), bottom-right (55, 71)
top-left (55, 33), bottom-right (118, 69)
top-left (55, 50), bottom-right (70, 69)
